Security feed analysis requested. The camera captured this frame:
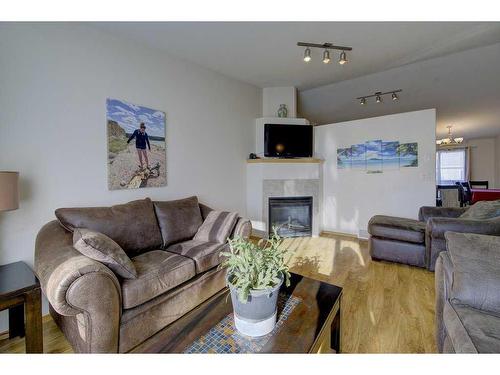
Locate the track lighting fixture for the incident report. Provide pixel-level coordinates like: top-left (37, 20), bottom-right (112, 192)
top-left (303, 47), bottom-right (311, 62)
top-left (356, 89), bottom-right (402, 105)
top-left (322, 49), bottom-right (331, 64)
top-left (339, 51), bottom-right (348, 65)
top-left (298, 42), bottom-right (352, 65)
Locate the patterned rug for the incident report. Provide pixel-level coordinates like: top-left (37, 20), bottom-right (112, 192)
top-left (184, 294), bottom-right (302, 353)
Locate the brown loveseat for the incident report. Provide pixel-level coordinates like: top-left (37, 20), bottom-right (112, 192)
top-left (34, 197), bottom-right (251, 353)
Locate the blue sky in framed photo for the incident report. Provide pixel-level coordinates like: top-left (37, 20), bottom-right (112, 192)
top-left (365, 140), bottom-right (382, 173)
top-left (337, 148), bottom-right (352, 169)
top-left (382, 141), bottom-right (400, 170)
top-left (350, 143), bottom-right (366, 169)
top-left (106, 98), bottom-right (165, 138)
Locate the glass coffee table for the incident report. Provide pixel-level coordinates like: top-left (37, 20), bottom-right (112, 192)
top-left (131, 273), bottom-right (342, 353)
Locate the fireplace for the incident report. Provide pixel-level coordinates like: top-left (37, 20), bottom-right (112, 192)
top-left (268, 196), bottom-right (313, 238)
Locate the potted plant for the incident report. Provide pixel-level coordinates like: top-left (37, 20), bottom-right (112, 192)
top-left (220, 228), bottom-right (291, 337)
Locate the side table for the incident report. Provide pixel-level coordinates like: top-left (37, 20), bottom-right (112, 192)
top-left (0, 261), bottom-right (43, 353)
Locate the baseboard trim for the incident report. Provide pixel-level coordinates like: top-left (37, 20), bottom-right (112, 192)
top-left (320, 230), bottom-right (369, 241)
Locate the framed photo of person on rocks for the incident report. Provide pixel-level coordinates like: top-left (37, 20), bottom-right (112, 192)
top-left (106, 98), bottom-right (166, 190)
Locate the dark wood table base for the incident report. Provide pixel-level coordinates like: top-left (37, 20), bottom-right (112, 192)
top-left (1, 262), bottom-right (43, 353)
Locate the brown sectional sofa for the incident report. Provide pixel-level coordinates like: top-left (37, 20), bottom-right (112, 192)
top-left (368, 205), bottom-right (500, 270)
top-left (34, 197), bottom-right (251, 353)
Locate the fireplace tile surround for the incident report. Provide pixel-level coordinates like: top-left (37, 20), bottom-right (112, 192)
top-left (246, 160), bottom-right (322, 237)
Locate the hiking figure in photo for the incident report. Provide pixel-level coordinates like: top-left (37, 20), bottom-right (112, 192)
top-left (127, 122), bottom-right (151, 170)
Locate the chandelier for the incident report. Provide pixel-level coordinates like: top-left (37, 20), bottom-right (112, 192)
top-left (436, 126), bottom-right (464, 146)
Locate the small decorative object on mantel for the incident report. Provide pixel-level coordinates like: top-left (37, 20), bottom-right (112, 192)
top-left (277, 104), bottom-right (288, 118)
top-left (220, 228), bottom-right (291, 337)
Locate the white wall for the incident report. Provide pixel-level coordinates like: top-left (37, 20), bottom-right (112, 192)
top-left (315, 109), bottom-right (436, 237)
top-left (468, 137), bottom-right (497, 188)
top-left (0, 23), bottom-right (261, 327)
top-left (262, 87), bottom-right (297, 118)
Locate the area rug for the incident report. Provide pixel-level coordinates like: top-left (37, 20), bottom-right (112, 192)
top-left (184, 294), bottom-right (302, 353)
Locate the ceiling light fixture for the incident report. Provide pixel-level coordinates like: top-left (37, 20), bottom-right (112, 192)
top-left (298, 42), bottom-right (352, 65)
top-left (322, 49), bottom-right (331, 64)
top-left (436, 126), bottom-right (464, 146)
top-left (356, 89), bottom-right (402, 105)
top-left (303, 47), bottom-right (311, 62)
top-left (339, 51), bottom-right (348, 65)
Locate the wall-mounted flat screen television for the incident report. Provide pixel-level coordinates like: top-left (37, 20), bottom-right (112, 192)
top-left (264, 123), bottom-right (313, 158)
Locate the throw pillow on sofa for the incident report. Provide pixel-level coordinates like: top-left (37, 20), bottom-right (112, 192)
top-left (459, 200), bottom-right (500, 220)
top-left (153, 196), bottom-right (203, 248)
top-left (193, 210), bottom-right (238, 244)
top-left (73, 228), bottom-right (137, 279)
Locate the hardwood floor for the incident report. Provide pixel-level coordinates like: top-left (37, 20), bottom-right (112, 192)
top-left (0, 233), bottom-right (436, 353)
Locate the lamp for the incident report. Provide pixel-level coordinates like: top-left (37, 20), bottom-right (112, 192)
top-left (436, 126), bottom-right (464, 146)
top-left (322, 49), bottom-right (331, 64)
top-left (339, 51), bottom-right (348, 65)
top-left (303, 47), bottom-right (311, 62)
top-left (0, 171), bottom-right (19, 212)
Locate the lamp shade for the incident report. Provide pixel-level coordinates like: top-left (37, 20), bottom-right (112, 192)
top-left (0, 171), bottom-right (19, 211)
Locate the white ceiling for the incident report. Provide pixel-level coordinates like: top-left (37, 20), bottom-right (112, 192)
top-left (92, 22), bottom-right (500, 90)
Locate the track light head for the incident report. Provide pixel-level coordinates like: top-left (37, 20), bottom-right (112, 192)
top-left (375, 94), bottom-right (382, 103)
top-left (392, 92), bottom-right (399, 101)
top-left (339, 51), bottom-right (348, 65)
top-left (322, 49), bottom-right (331, 64)
top-left (303, 47), bottom-right (311, 62)
top-left (360, 98), bottom-right (366, 105)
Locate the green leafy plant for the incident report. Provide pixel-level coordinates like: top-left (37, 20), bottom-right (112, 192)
top-left (220, 227), bottom-right (291, 303)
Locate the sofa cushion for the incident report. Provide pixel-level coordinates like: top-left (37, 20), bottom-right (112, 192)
top-left (153, 196), bottom-right (203, 248)
top-left (444, 301), bottom-right (500, 353)
top-left (55, 198), bottom-right (163, 256)
top-left (368, 215), bottom-right (426, 244)
top-left (121, 250), bottom-right (195, 309)
top-left (167, 240), bottom-right (227, 273)
top-left (193, 210), bottom-right (238, 244)
top-left (445, 232), bottom-right (500, 315)
top-left (73, 228), bottom-right (137, 279)
top-left (460, 200), bottom-right (500, 220)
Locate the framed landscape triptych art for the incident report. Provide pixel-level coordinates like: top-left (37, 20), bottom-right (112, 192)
top-left (337, 140), bottom-right (418, 173)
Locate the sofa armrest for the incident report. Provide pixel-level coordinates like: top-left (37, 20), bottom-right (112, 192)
top-left (426, 217), bottom-right (500, 239)
top-left (231, 218), bottom-right (252, 240)
top-left (418, 206), bottom-right (467, 222)
top-left (35, 221), bottom-right (122, 353)
top-left (435, 251), bottom-right (454, 352)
